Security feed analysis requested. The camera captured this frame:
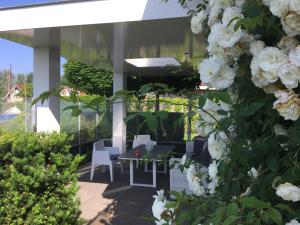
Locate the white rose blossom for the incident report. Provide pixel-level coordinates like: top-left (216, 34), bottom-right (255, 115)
top-left (152, 190), bottom-right (170, 225)
top-left (286, 219), bottom-right (300, 225)
top-left (199, 55), bottom-right (236, 89)
top-left (278, 63), bottom-right (300, 89)
top-left (248, 167), bottom-right (259, 179)
top-left (276, 183), bottom-right (300, 202)
top-left (268, 0), bottom-right (289, 17)
top-left (289, 45), bottom-right (300, 67)
top-left (250, 40), bottom-right (266, 56)
top-left (273, 90), bottom-right (300, 121)
top-left (191, 11), bottom-right (208, 35)
top-left (187, 164), bottom-right (208, 196)
top-left (251, 47), bottom-right (288, 88)
top-left (208, 131), bottom-right (228, 160)
top-left (278, 36), bottom-right (299, 53)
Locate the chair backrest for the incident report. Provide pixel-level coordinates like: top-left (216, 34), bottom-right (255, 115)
top-left (94, 140), bottom-right (105, 151)
top-left (92, 140), bottom-right (111, 163)
top-left (133, 135), bottom-right (151, 148)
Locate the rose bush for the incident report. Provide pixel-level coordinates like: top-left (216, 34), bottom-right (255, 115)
top-left (154, 0), bottom-right (300, 224)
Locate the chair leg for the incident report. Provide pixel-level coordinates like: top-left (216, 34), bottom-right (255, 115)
top-left (145, 161), bottom-right (148, 172)
top-left (120, 161), bottom-right (124, 174)
top-left (136, 160), bottom-right (139, 169)
top-left (90, 163), bottom-right (95, 181)
top-left (109, 164), bottom-right (114, 182)
top-left (102, 165), bottom-right (106, 173)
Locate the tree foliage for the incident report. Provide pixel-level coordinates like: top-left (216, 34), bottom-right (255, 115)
top-left (63, 60), bottom-right (113, 96)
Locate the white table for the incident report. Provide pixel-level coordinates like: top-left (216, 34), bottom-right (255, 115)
top-left (118, 145), bottom-right (175, 188)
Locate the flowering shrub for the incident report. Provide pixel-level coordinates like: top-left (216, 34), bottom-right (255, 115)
top-left (154, 0), bottom-right (300, 224)
top-left (0, 131), bottom-right (83, 225)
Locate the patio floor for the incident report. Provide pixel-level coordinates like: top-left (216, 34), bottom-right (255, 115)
top-left (78, 162), bottom-right (169, 225)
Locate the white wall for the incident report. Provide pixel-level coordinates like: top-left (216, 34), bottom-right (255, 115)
top-left (0, 0), bottom-right (189, 32)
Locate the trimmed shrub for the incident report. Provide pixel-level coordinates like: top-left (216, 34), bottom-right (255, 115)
top-left (0, 131), bottom-right (83, 225)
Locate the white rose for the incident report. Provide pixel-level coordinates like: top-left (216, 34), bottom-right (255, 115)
top-left (251, 47), bottom-right (288, 87)
top-left (208, 177), bottom-right (219, 194)
top-left (289, 45), bottom-right (300, 66)
top-left (210, 23), bottom-right (244, 48)
top-left (208, 4), bottom-right (222, 27)
top-left (200, 98), bottom-right (222, 123)
top-left (152, 190), bottom-right (169, 225)
top-left (235, 0), bottom-right (246, 9)
top-left (208, 161), bottom-right (218, 179)
top-left (213, 65), bottom-right (236, 90)
top-left (286, 219), bottom-right (300, 225)
top-left (269, 0), bottom-right (289, 17)
top-left (195, 120), bottom-right (214, 137)
top-left (278, 63), bottom-right (300, 89)
top-left (248, 167), bottom-right (259, 178)
top-left (278, 36), bottom-right (299, 53)
top-left (274, 123), bottom-right (288, 136)
top-left (222, 6), bottom-right (243, 27)
top-left (199, 56), bottom-right (226, 84)
top-left (250, 41), bottom-right (266, 56)
top-left (273, 90), bottom-right (300, 121)
top-left (187, 164), bottom-right (208, 196)
top-left (281, 12), bottom-right (300, 37)
top-left (258, 47), bottom-right (288, 75)
top-left (191, 11), bottom-right (208, 35)
top-left (208, 131), bottom-right (228, 160)
top-left (289, 0), bottom-right (300, 14)
top-left (276, 183), bottom-right (300, 202)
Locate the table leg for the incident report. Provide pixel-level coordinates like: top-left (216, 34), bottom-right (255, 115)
top-left (130, 160), bottom-right (134, 185)
top-left (153, 160), bottom-right (157, 188)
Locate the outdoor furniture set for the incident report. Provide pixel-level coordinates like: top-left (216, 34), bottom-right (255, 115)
top-left (90, 135), bottom-right (209, 190)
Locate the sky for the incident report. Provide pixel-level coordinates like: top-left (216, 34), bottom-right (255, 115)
top-left (0, 38), bottom-right (66, 75)
top-left (0, 1), bottom-right (66, 76)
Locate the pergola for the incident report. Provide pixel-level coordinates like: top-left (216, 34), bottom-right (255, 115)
top-left (0, 0), bottom-right (203, 153)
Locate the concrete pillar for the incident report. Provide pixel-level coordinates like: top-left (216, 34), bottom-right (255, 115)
top-left (32, 28), bottom-right (61, 132)
top-left (112, 23), bottom-right (127, 153)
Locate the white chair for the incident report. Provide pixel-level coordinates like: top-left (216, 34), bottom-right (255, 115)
top-left (90, 140), bottom-right (123, 182)
top-left (132, 135), bottom-right (157, 169)
top-left (132, 135), bottom-right (157, 148)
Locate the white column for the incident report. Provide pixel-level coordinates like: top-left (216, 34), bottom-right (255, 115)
top-left (112, 23), bottom-right (127, 153)
top-left (32, 28), bottom-right (61, 133)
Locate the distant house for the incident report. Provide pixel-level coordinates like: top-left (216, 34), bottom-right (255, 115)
top-left (2, 84), bottom-right (24, 103)
top-left (60, 86), bottom-right (86, 97)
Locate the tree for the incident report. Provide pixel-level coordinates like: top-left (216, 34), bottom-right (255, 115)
top-left (63, 60), bottom-right (113, 96)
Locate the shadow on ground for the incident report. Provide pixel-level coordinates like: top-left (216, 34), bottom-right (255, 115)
top-left (78, 162), bottom-right (169, 225)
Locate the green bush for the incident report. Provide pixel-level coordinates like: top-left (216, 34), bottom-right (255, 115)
top-left (0, 131), bottom-right (83, 225)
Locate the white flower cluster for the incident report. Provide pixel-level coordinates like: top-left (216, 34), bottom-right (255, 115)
top-left (152, 190), bottom-right (170, 225)
top-left (193, 1), bottom-right (251, 89)
top-left (263, 0), bottom-right (300, 37)
top-left (196, 99), bottom-right (231, 137)
top-left (249, 36), bottom-right (300, 121)
top-left (208, 131), bottom-right (228, 160)
top-left (186, 164), bottom-right (208, 196)
top-left (286, 219), bottom-right (300, 225)
top-left (276, 182), bottom-right (300, 202)
top-left (186, 161), bottom-right (220, 196)
top-left (250, 36), bottom-right (300, 91)
top-left (273, 90), bottom-right (300, 121)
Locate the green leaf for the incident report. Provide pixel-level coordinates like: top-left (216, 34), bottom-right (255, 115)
top-left (267, 208), bottom-right (282, 225)
top-left (239, 197), bottom-right (270, 209)
top-left (267, 155), bottom-right (279, 173)
top-left (156, 111), bottom-right (168, 120)
top-left (226, 202), bottom-right (239, 217)
top-left (240, 102), bottom-right (265, 116)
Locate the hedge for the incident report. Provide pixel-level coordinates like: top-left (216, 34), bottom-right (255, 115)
top-left (0, 131), bottom-right (83, 225)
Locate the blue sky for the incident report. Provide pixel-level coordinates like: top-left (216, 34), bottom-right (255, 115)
top-left (0, 1), bottom-right (66, 76)
top-left (0, 0), bottom-right (59, 8)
